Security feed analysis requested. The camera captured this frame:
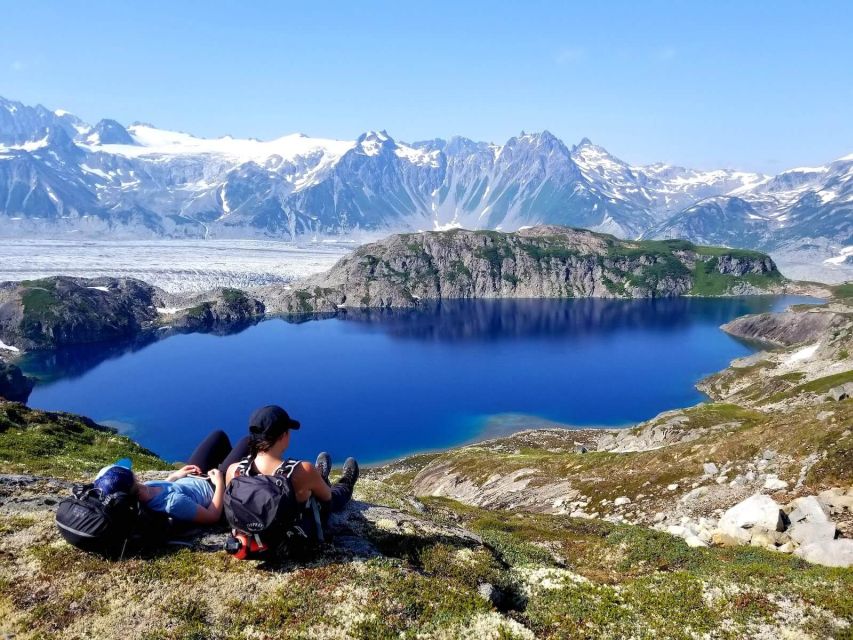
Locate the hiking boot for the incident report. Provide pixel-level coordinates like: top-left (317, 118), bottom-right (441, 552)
top-left (315, 452), bottom-right (331, 486)
top-left (340, 457), bottom-right (359, 488)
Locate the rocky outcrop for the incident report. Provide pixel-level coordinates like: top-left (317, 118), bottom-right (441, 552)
top-left (701, 303), bottom-right (853, 408)
top-left (0, 276), bottom-right (161, 350)
top-left (0, 361), bottom-right (33, 402)
top-left (721, 309), bottom-right (845, 346)
top-left (412, 462), bottom-right (579, 512)
top-left (169, 288), bottom-right (265, 333)
top-left (0, 278), bottom-right (268, 354)
top-left (259, 226), bottom-right (784, 313)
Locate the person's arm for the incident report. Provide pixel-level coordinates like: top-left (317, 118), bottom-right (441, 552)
top-left (292, 461), bottom-right (332, 503)
top-left (192, 468), bottom-right (225, 525)
top-left (225, 461), bottom-right (239, 485)
top-left (167, 464), bottom-right (202, 482)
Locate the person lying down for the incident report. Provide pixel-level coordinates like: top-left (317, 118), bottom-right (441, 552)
top-left (91, 405), bottom-right (360, 530)
top-left (93, 428), bottom-right (253, 525)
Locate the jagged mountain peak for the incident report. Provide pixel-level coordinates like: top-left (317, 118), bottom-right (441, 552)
top-left (354, 130), bottom-right (397, 156)
top-left (87, 119), bottom-right (136, 146)
top-left (0, 94), bottom-right (850, 273)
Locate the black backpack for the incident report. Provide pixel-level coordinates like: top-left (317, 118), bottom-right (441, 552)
top-left (224, 457), bottom-right (320, 557)
top-left (55, 484), bottom-right (140, 558)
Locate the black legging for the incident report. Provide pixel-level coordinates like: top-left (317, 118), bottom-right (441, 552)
top-left (186, 430), bottom-right (353, 516)
top-left (186, 430), bottom-right (251, 474)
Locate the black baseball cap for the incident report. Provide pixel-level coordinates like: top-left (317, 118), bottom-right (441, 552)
top-left (248, 405), bottom-right (301, 437)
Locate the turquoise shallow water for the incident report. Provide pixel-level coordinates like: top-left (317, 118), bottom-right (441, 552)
top-left (22, 296), bottom-right (813, 464)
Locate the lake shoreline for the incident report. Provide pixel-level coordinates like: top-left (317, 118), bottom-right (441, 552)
top-left (20, 295), bottom-right (816, 464)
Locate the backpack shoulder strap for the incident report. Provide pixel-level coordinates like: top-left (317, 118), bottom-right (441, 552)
top-left (274, 458), bottom-right (300, 479)
top-left (234, 456), bottom-right (255, 478)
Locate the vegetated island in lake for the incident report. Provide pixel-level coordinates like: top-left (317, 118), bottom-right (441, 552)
top-left (259, 225), bottom-right (797, 313)
top-left (0, 280), bottom-right (851, 638)
top-left (0, 226), bottom-right (804, 353)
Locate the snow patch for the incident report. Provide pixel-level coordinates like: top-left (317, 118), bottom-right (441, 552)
top-left (825, 246), bottom-right (853, 266)
top-left (90, 126), bottom-right (356, 165)
top-left (0, 339), bottom-right (19, 353)
top-left (786, 343), bottom-right (819, 365)
top-left (86, 286), bottom-right (110, 292)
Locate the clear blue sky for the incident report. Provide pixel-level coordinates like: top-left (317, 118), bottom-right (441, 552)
top-left (1, 1), bottom-right (851, 172)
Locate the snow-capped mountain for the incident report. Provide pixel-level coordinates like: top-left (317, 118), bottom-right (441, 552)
top-left (648, 155), bottom-right (853, 265)
top-left (0, 95), bottom-right (850, 274)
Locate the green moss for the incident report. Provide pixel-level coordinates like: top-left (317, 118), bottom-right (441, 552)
top-left (627, 255), bottom-right (691, 291)
top-left (520, 241), bottom-right (578, 262)
top-left (797, 370), bottom-right (853, 393)
top-left (0, 514), bottom-right (36, 534)
top-left (694, 246), bottom-right (769, 259)
top-left (227, 559), bottom-right (491, 638)
top-left (184, 303), bottom-right (210, 320)
top-left (690, 258), bottom-right (783, 296)
top-left (220, 288), bottom-right (247, 305)
top-left (476, 244), bottom-right (512, 277)
top-left (426, 501), bottom-right (853, 636)
top-left (602, 276), bottom-right (626, 296)
top-left (763, 370), bottom-right (853, 405)
top-left (418, 543), bottom-right (505, 591)
top-left (294, 289), bottom-right (314, 313)
top-left (21, 287), bottom-right (61, 317)
top-left (0, 403), bottom-right (169, 476)
top-left (446, 260), bottom-right (472, 284)
top-left (831, 282), bottom-right (853, 301)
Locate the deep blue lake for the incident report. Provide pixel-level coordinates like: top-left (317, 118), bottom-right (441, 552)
top-left (21, 296), bottom-right (811, 464)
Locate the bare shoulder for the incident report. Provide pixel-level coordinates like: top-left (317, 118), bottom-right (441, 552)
top-left (292, 460), bottom-right (317, 477)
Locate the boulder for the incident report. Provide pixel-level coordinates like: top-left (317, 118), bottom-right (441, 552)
top-left (789, 522), bottom-right (836, 546)
top-left (750, 528), bottom-right (787, 550)
top-left (763, 477), bottom-right (789, 491)
top-left (614, 496), bottom-right (631, 506)
top-left (681, 486), bottom-right (709, 502)
top-left (818, 488), bottom-right (853, 511)
top-left (703, 462), bottom-right (719, 475)
top-left (828, 383), bottom-right (853, 401)
top-left (787, 496), bottom-right (831, 524)
top-left (684, 535), bottom-right (707, 548)
top-left (712, 529), bottom-right (751, 546)
top-left (794, 539), bottom-right (853, 568)
top-left (0, 361), bottom-right (34, 403)
top-left (477, 583), bottom-right (501, 606)
top-left (718, 494), bottom-right (784, 533)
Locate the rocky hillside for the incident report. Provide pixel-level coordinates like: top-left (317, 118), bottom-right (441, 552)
top-left (0, 276), bottom-right (266, 353)
top-left (261, 226), bottom-right (785, 313)
top-left (0, 276), bottom-right (161, 350)
top-left (1, 395), bottom-right (852, 639)
top-left (0, 289), bottom-right (851, 637)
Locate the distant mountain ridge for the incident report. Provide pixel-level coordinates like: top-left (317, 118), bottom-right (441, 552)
top-left (0, 95), bottom-right (850, 271)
